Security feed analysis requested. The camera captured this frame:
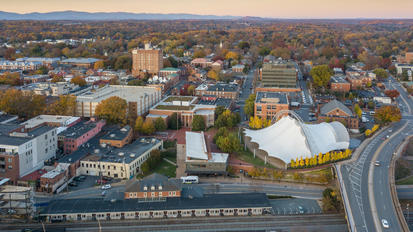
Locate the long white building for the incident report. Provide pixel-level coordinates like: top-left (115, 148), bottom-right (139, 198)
top-left (76, 85), bottom-right (162, 118)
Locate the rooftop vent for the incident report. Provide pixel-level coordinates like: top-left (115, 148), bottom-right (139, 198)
top-left (110, 134), bottom-right (115, 138)
top-left (130, 153), bottom-right (135, 158)
top-left (94, 149), bottom-right (100, 154)
top-left (118, 152), bottom-right (124, 157)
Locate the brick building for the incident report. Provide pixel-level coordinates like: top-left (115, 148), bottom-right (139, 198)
top-left (330, 74), bottom-right (351, 92)
top-left (195, 83), bottom-right (239, 100)
top-left (317, 100), bottom-right (359, 129)
top-left (99, 125), bottom-right (133, 148)
top-left (132, 43), bottom-right (163, 76)
top-left (124, 173), bottom-right (181, 200)
top-left (59, 119), bottom-right (105, 154)
top-left (254, 92), bottom-right (289, 120)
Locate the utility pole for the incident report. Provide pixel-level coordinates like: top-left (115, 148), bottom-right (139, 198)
top-left (408, 203), bottom-right (410, 225)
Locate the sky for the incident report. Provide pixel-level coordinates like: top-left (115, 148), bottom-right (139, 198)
top-left (1, 0), bottom-right (413, 19)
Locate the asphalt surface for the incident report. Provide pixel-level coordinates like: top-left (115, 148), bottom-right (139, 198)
top-left (36, 182), bottom-right (324, 204)
top-left (270, 198), bottom-right (322, 215)
top-left (238, 68), bottom-right (255, 122)
top-left (338, 76), bottom-right (413, 232)
top-left (2, 215), bottom-right (348, 232)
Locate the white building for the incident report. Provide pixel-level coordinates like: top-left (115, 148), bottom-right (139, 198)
top-left (76, 85), bottom-right (162, 118)
top-left (0, 124), bottom-right (58, 184)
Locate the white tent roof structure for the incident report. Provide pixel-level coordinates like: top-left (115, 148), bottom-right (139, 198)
top-left (244, 116), bottom-right (350, 164)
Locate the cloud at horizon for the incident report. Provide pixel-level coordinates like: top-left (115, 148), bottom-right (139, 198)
top-left (2, 0), bottom-right (413, 19)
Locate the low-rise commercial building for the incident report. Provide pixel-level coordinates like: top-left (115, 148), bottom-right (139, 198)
top-left (330, 74), bottom-right (350, 92)
top-left (59, 119), bottom-right (105, 154)
top-left (78, 138), bottom-right (163, 179)
top-left (185, 132), bottom-right (228, 175)
top-left (0, 60), bottom-right (42, 71)
top-left (75, 85), bottom-right (162, 118)
top-left (148, 96), bottom-right (215, 128)
top-left (260, 61), bottom-right (297, 89)
top-left (60, 58), bottom-right (101, 68)
top-left (124, 173), bottom-right (181, 200)
top-left (195, 83), bottom-right (239, 100)
top-left (254, 92), bottom-right (289, 120)
top-left (19, 82), bottom-right (81, 97)
top-left (99, 125), bottom-right (133, 148)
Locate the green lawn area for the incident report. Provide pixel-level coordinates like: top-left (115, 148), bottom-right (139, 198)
top-left (138, 159), bottom-right (176, 179)
top-left (164, 96), bottom-right (194, 102)
top-left (155, 104), bottom-right (194, 110)
top-left (235, 149), bottom-right (275, 169)
top-left (161, 149), bottom-right (177, 163)
top-left (396, 176), bottom-right (413, 185)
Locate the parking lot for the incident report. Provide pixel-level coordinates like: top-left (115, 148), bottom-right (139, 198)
top-left (270, 198), bottom-right (322, 215)
top-left (66, 175), bottom-right (120, 192)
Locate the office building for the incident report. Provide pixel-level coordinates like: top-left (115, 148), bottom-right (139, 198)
top-left (261, 61), bottom-right (297, 88)
top-left (254, 92), bottom-right (289, 120)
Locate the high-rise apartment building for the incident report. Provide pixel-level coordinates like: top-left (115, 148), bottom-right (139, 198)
top-left (132, 43), bottom-right (163, 76)
top-left (261, 61), bottom-right (297, 88)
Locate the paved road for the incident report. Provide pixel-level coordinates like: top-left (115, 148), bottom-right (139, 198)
top-left (36, 182), bottom-right (323, 204)
top-left (200, 183), bottom-right (323, 199)
top-left (1, 215), bottom-right (348, 232)
top-left (238, 68), bottom-right (255, 122)
top-left (338, 76), bottom-right (413, 232)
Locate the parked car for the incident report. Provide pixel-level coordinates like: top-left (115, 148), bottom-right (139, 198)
top-left (101, 190), bottom-right (107, 196)
top-left (102, 176), bottom-right (112, 181)
top-left (101, 184), bottom-right (111, 190)
top-left (96, 179), bottom-right (108, 185)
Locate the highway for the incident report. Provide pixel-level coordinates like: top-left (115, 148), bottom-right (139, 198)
top-left (1, 214), bottom-right (348, 232)
top-left (338, 76), bottom-right (413, 232)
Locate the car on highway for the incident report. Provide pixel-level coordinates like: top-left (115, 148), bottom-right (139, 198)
top-left (381, 219), bottom-right (389, 228)
top-left (101, 184), bottom-right (111, 190)
top-left (374, 161), bottom-right (381, 166)
top-left (298, 206), bottom-right (304, 214)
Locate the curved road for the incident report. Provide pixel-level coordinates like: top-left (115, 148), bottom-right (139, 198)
top-left (338, 76), bottom-right (413, 232)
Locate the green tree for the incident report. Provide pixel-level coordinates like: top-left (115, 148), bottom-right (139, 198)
top-left (154, 117), bottom-right (167, 131)
top-left (244, 94), bottom-right (256, 118)
top-left (373, 68), bottom-right (388, 80)
top-left (193, 50), bottom-right (206, 58)
top-left (310, 65), bottom-right (333, 89)
top-left (135, 116), bottom-right (144, 133)
top-left (354, 104), bottom-right (362, 118)
top-left (114, 55), bottom-right (132, 70)
top-left (168, 112), bottom-right (181, 130)
top-left (192, 115), bottom-right (205, 131)
top-left (95, 96), bottom-right (127, 124)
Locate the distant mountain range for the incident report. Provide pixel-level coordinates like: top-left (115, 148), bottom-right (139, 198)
top-left (0, 11), bottom-right (245, 21)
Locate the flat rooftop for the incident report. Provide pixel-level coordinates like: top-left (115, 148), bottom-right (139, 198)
top-left (40, 193), bottom-right (270, 215)
top-left (100, 125), bottom-right (131, 142)
top-left (331, 75), bottom-right (349, 84)
top-left (82, 137), bottom-right (162, 164)
top-left (255, 92), bottom-right (289, 104)
top-left (60, 120), bottom-right (100, 139)
top-left (76, 85), bottom-right (159, 103)
top-left (21, 115), bottom-right (80, 129)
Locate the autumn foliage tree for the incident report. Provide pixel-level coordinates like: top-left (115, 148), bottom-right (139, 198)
top-left (0, 89), bottom-right (45, 118)
top-left (46, 95), bottom-right (77, 116)
top-left (95, 96), bottom-right (127, 124)
top-left (384, 89), bottom-right (400, 100)
top-left (374, 105), bottom-right (401, 125)
top-left (71, 76), bottom-right (87, 86)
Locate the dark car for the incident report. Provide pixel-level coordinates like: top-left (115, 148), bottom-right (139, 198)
top-left (69, 182), bottom-right (78, 187)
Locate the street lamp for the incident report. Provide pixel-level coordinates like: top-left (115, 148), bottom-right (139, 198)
top-left (407, 203), bottom-right (410, 225)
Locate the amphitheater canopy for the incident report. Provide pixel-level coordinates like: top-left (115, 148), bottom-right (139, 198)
top-left (244, 116), bottom-right (350, 164)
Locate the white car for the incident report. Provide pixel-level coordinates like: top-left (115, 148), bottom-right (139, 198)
top-left (374, 161), bottom-right (381, 166)
top-left (101, 184), bottom-right (111, 190)
top-left (381, 219), bottom-right (389, 228)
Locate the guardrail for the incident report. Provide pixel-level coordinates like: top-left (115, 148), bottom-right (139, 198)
top-left (334, 164), bottom-right (356, 232)
top-left (390, 135), bottom-right (413, 232)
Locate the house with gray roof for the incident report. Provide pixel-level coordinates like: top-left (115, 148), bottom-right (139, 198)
top-left (318, 100), bottom-right (359, 129)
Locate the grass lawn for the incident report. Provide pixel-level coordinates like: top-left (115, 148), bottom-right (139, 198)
top-left (161, 149), bottom-right (177, 163)
top-left (152, 159), bottom-right (176, 178)
top-left (235, 149), bottom-right (275, 169)
top-left (396, 176), bottom-right (413, 185)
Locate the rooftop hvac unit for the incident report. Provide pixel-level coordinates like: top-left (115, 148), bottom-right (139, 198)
top-left (118, 152), bottom-right (124, 157)
top-left (130, 154), bottom-right (135, 158)
top-left (94, 149), bottom-right (100, 154)
top-left (110, 134), bottom-right (115, 138)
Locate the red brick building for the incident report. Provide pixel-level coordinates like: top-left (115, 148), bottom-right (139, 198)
top-left (124, 173), bottom-right (181, 200)
top-left (330, 75), bottom-right (351, 92)
top-left (317, 100), bottom-right (359, 129)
